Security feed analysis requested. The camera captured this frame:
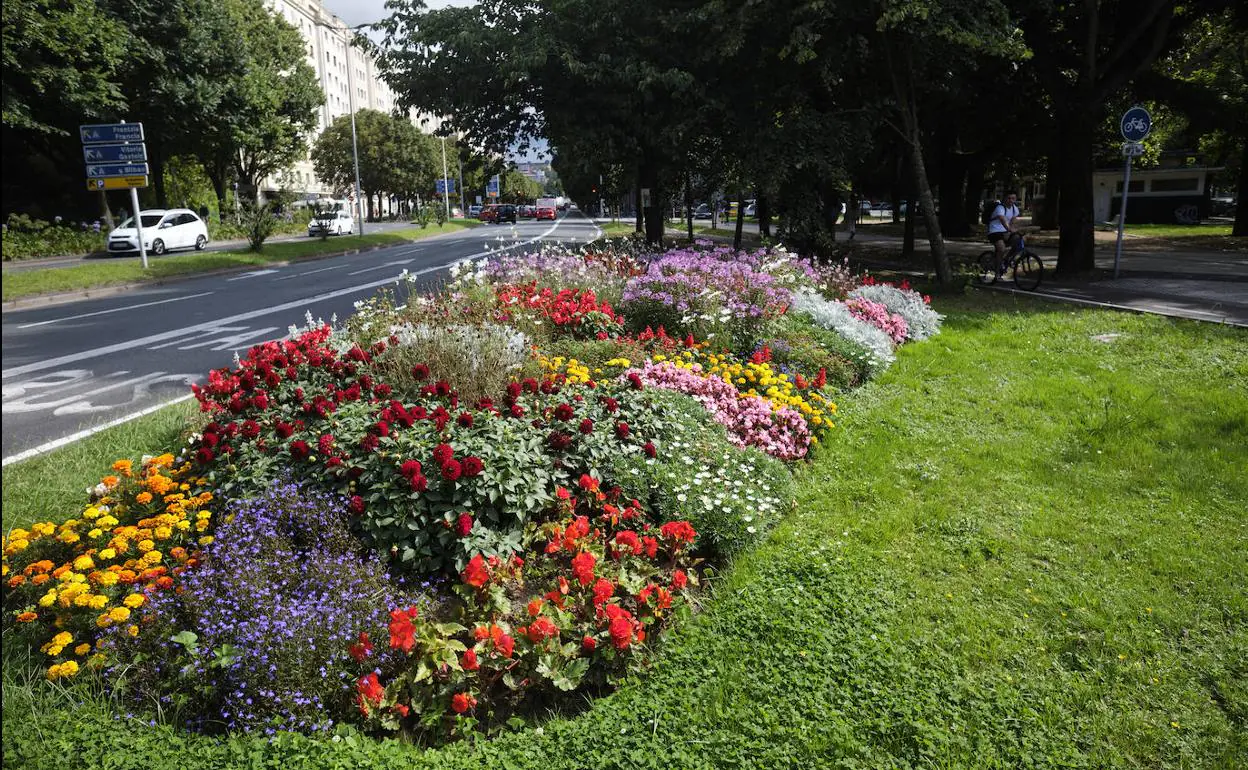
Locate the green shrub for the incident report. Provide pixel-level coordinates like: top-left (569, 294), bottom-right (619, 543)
top-left (771, 313), bottom-right (880, 386)
top-left (2, 215), bottom-right (106, 260)
top-left (415, 205), bottom-right (433, 229)
top-left (434, 203), bottom-right (448, 227)
top-left (239, 201), bottom-right (279, 251)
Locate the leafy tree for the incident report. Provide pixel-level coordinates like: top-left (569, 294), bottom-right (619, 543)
top-left (1, 0), bottom-right (126, 134)
top-left (312, 109), bottom-right (437, 220)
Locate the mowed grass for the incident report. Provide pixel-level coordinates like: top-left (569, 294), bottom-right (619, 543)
top-left (2, 292), bottom-right (1245, 768)
top-left (1, 224), bottom-right (478, 302)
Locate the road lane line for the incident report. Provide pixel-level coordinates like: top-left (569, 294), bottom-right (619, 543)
top-left (16, 292), bottom-right (215, 330)
top-left (1, 394), bottom-right (195, 467)
top-left (348, 259), bottom-right (414, 276)
top-left (275, 265), bottom-right (345, 281)
top-left (2, 221), bottom-right (563, 381)
top-left (226, 269), bottom-right (279, 281)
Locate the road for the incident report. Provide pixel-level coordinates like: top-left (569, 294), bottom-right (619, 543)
top-left (1, 212), bottom-right (601, 463)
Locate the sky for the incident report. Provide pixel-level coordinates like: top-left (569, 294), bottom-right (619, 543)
top-left (320, 0), bottom-right (548, 163)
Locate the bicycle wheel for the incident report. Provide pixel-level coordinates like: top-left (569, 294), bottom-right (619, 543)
top-left (1013, 250), bottom-right (1043, 291)
top-left (976, 251), bottom-right (999, 285)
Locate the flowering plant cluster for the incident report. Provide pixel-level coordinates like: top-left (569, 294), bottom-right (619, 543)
top-left (628, 360), bottom-right (811, 460)
top-left (789, 289), bottom-right (898, 371)
top-left (351, 477), bottom-right (698, 742)
top-left (849, 282), bottom-right (943, 341)
top-left (496, 282), bottom-right (625, 340)
top-left (2, 454), bottom-right (216, 680)
top-left (845, 297), bottom-right (909, 345)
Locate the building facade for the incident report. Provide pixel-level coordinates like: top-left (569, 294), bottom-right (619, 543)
top-left (262, 0), bottom-right (438, 206)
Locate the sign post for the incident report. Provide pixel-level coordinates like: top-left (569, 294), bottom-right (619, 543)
top-left (1114, 107), bottom-right (1152, 279)
top-left (81, 121), bottom-right (148, 268)
top-left (486, 175), bottom-right (500, 200)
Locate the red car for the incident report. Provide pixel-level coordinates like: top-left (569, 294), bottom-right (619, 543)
top-left (535, 206), bottom-right (556, 221)
top-left (478, 205), bottom-right (498, 223)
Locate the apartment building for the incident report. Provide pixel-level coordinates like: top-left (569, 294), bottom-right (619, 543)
top-left (262, 0), bottom-right (439, 203)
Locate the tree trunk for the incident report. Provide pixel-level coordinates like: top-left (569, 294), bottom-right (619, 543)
top-left (938, 147), bottom-right (970, 238)
top-left (964, 156), bottom-right (986, 236)
top-left (1054, 107), bottom-right (1097, 274)
top-left (685, 172), bottom-right (694, 242)
top-left (758, 194), bottom-right (771, 238)
top-left (904, 127), bottom-right (950, 283)
top-left (902, 195), bottom-right (916, 257)
top-left (734, 187), bottom-right (746, 250)
top-left (1233, 132), bottom-right (1248, 237)
top-left (639, 152), bottom-right (664, 245)
top-left (207, 170), bottom-right (228, 224)
top-left (1036, 154), bottom-right (1060, 230)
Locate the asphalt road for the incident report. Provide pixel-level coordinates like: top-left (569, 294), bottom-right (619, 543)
top-left (1, 212), bottom-right (602, 463)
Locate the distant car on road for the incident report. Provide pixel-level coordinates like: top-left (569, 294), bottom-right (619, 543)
top-left (693, 204), bottom-right (712, 220)
top-left (108, 208), bottom-right (209, 255)
top-left (482, 204), bottom-right (517, 224)
top-left (468, 204), bottom-right (483, 218)
top-left (307, 210), bottom-right (354, 236)
top-left (535, 205), bottom-right (556, 221)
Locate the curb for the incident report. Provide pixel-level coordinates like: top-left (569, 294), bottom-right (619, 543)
top-left (1, 230), bottom-right (470, 313)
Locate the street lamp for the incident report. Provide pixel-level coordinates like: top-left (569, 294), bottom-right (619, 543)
top-left (313, 18), bottom-right (367, 236)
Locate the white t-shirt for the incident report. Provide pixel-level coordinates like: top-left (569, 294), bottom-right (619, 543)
top-left (987, 203), bottom-right (1018, 234)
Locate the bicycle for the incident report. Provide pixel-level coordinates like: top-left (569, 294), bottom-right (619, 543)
top-left (976, 231), bottom-right (1044, 291)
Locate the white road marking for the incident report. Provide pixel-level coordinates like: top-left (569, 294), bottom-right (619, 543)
top-left (16, 292), bottom-right (215, 330)
top-left (274, 264), bottom-right (344, 281)
top-left (2, 219), bottom-right (564, 381)
top-left (226, 269), bottom-right (279, 281)
top-left (347, 259), bottom-right (414, 276)
top-left (2, 394), bottom-right (196, 468)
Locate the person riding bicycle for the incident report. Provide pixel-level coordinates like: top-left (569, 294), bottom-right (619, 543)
top-left (987, 191), bottom-right (1020, 274)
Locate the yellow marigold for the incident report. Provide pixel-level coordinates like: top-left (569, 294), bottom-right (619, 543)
top-left (145, 475), bottom-right (175, 496)
top-left (101, 475), bottom-right (120, 488)
top-left (4, 539), bottom-right (29, 556)
top-left (141, 551), bottom-right (162, 566)
top-left (82, 506), bottom-right (100, 520)
top-left (89, 594), bottom-right (108, 610)
top-left (198, 536), bottom-right (214, 546)
top-left (108, 606), bottom-right (131, 622)
top-left (196, 519), bottom-right (211, 532)
top-left (123, 593), bottom-right (145, 609)
top-left (1, 564), bottom-right (7, 577)
top-left (96, 614), bottom-right (113, 628)
top-left (135, 492), bottom-right (153, 505)
top-left (34, 522), bottom-right (56, 537)
top-left (95, 571), bottom-right (119, 587)
top-left (74, 643), bottom-right (92, 656)
top-left (99, 547), bottom-right (117, 560)
top-left (73, 555), bottom-right (95, 571)
top-left (88, 528), bottom-right (103, 539)
top-left (176, 520), bottom-right (191, 532)
top-left (73, 593), bottom-right (96, 608)
top-left (154, 526), bottom-right (172, 540)
top-left (53, 631), bottom-right (72, 646)
top-left (112, 459), bottom-right (133, 476)
top-left (137, 539), bottom-right (155, 553)
top-left (127, 624), bottom-right (140, 637)
top-left (96, 515), bottom-right (118, 528)
top-left (39, 591), bottom-right (57, 607)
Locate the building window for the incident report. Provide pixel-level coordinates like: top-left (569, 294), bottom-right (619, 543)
top-left (1115, 180), bottom-right (1145, 193)
top-left (1149, 177), bottom-right (1200, 193)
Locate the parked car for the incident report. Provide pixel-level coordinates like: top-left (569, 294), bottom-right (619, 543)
top-left (307, 210), bottom-right (354, 236)
top-left (468, 204), bottom-right (483, 218)
top-left (496, 204), bottom-right (518, 224)
top-left (535, 205), bottom-right (556, 221)
top-left (693, 203), bottom-right (712, 220)
top-left (108, 208), bottom-right (209, 255)
top-left (518, 204), bottom-right (535, 218)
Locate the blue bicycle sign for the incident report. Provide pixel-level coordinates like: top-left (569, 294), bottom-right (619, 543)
top-left (1120, 107), bottom-right (1152, 142)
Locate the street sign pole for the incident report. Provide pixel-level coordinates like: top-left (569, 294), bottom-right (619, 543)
top-left (1114, 152), bottom-right (1132, 280)
top-left (1114, 106), bottom-right (1153, 280)
top-left (121, 121), bottom-right (147, 269)
top-left (440, 136), bottom-right (451, 220)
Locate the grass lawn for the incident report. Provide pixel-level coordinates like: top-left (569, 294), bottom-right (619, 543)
top-left (3, 293), bottom-right (1245, 768)
top-left (2, 224), bottom-right (477, 303)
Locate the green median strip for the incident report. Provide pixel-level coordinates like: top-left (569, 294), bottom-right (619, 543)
top-left (2, 224), bottom-right (479, 303)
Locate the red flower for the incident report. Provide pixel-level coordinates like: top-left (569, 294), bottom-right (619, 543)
top-left (411, 363), bottom-right (430, 380)
top-left (435, 380), bottom-right (451, 396)
top-left (643, 441), bottom-right (657, 458)
top-left (672, 569), bottom-right (688, 590)
top-left (582, 635), bottom-right (597, 653)
top-left (357, 672), bottom-right (384, 712)
top-left (252, 391), bottom-right (269, 410)
top-left (527, 597), bottom-right (544, 617)
top-left (456, 513), bottom-right (474, 537)
top-left (349, 495), bottom-right (365, 515)
top-left (462, 554), bottom-right (489, 588)
top-left (348, 632), bottom-right (373, 662)
top-left (241, 420), bottom-right (260, 439)
top-left (318, 434), bottom-right (335, 455)
top-left (400, 459), bottom-right (422, 478)
top-left (578, 474), bottom-right (600, 492)
top-left (571, 551), bottom-right (596, 586)
top-left (495, 632), bottom-right (514, 658)
top-left (614, 530), bottom-right (640, 554)
top-left (461, 648), bottom-right (479, 671)
top-left (592, 577), bottom-right (614, 607)
top-left (275, 421), bottom-right (294, 439)
top-left (615, 421), bottom-right (630, 439)
top-left (579, 418), bottom-right (595, 434)
top-left (409, 473), bottom-right (428, 492)
top-left (627, 372), bottom-right (644, 389)
top-left (554, 403), bottom-right (574, 421)
top-left (389, 607), bottom-right (417, 653)
top-left (525, 616), bottom-right (559, 643)
top-left (547, 431), bottom-right (573, 451)
top-left (457, 411), bottom-right (474, 428)
top-left (660, 520), bottom-right (697, 545)
top-left (451, 692), bottom-right (477, 713)
top-left (440, 459), bottom-right (462, 481)
top-left (556, 486), bottom-right (572, 501)
top-left (196, 447), bottom-right (215, 465)
top-left (290, 440), bottom-right (310, 460)
top-left (642, 536), bottom-right (658, 559)
top-left (461, 456), bottom-right (484, 477)
top-left (393, 703), bottom-right (409, 718)
top-left (509, 403), bottom-right (526, 418)
top-left (432, 443), bottom-right (454, 465)
top-left (609, 616), bottom-right (633, 649)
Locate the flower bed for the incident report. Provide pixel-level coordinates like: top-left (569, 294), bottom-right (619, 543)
top-left (3, 238), bottom-right (941, 748)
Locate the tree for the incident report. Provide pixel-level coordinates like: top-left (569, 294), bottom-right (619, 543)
top-left (312, 110), bottom-right (436, 220)
top-left (1, 0), bottom-right (126, 134)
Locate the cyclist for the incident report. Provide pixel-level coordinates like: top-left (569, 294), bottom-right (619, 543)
top-left (987, 191), bottom-right (1020, 274)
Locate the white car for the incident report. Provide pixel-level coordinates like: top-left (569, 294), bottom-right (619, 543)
top-left (308, 210), bottom-right (354, 236)
top-left (108, 208), bottom-right (209, 255)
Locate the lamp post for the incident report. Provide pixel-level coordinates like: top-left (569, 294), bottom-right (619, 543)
top-left (440, 135), bottom-right (451, 220)
top-left (314, 18), bottom-right (366, 235)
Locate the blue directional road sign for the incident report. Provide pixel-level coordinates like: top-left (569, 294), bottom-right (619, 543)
top-left (79, 123), bottom-right (145, 144)
top-left (435, 179), bottom-right (456, 194)
top-left (1120, 107), bottom-right (1152, 142)
top-left (83, 143), bottom-right (148, 164)
top-left (486, 175), bottom-right (500, 198)
top-left (85, 162), bottom-right (150, 179)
